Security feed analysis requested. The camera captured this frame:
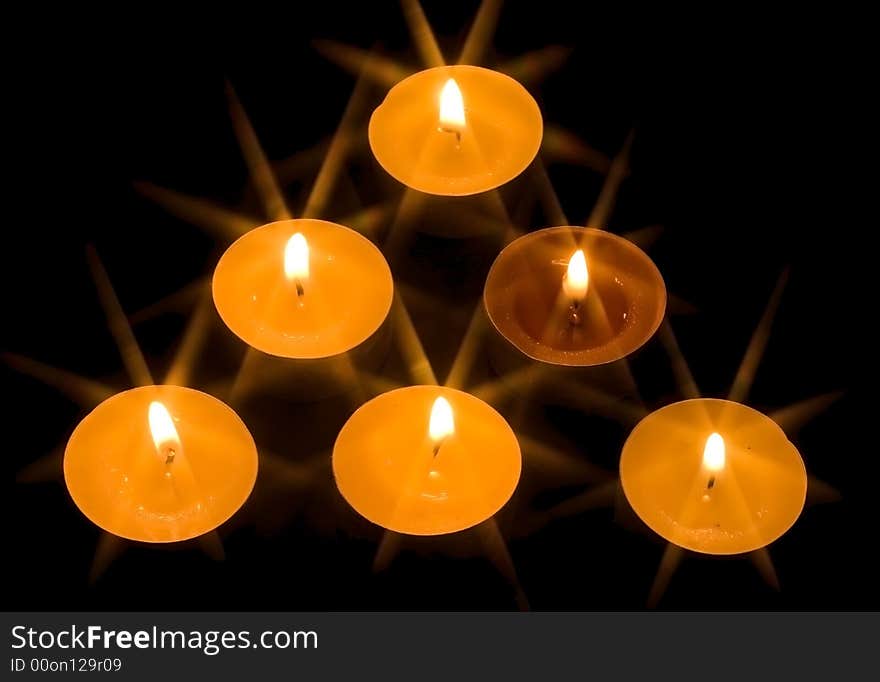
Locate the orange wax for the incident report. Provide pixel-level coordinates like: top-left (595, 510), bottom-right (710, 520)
top-left (484, 226), bottom-right (666, 366)
top-left (212, 219), bottom-right (393, 358)
top-left (369, 65), bottom-right (543, 196)
top-left (620, 399), bottom-right (807, 555)
top-left (64, 385), bottom-right (258, 543)
top-left (332, 386), bottom-right (521, 535)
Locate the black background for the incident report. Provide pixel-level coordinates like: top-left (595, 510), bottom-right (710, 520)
top-left (5, 2), bottom-right (872, 610)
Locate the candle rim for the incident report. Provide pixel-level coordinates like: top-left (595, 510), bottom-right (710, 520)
top-left (626, 397), bottom-right (793, 446)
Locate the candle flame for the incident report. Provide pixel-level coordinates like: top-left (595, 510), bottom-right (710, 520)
top-left (429, 396), bottom-right (455, 443)
top-left (148, 401), bottom-right (180, 457)
top-left (439, 78), bottom-right (466, 130)
top-left (703, 432), bottom-right (726, 472)
top-left (284, 232), bottom-right (309, 282)
top-left (562, 249), bottom-right (589, 300)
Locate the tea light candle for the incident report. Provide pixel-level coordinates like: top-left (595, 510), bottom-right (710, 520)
top-left (368, 65), bottom-right (543, 196)
top-left (64, 385), bottom-right (258, 543)
top-left (484, 226), bottom-right (666, 366)
top-left (332, 386), bottom-right (521, 535)
top-left (619, 398), bottom-right (807, 555)
top-left (212, 219), bottom-right (393, 358)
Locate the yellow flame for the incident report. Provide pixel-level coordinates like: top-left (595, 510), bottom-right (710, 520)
top-left (429, 396), bottom-right (455, 443)
top-left (563, 249), bottom-right (589, 300)
top-left (439, 79), bottom-right (466, 129)
top-left (284, 232), bottom-right (309, 282)
top-left (703, 432), bottom-right (726, 472)
top-left (148, 401), bottom-right (180, 456)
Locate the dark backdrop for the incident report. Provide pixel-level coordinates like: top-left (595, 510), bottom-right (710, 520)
top-left (5, 2), bottom-right (871, 610)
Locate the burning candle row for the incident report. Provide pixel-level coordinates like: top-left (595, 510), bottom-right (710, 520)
top-left (60, 63), bottom-right (806, 559)
top-left (64, 380), bottom-right (805, 554)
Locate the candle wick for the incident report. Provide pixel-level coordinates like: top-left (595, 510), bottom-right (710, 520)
top-left (438, 126), bottom-right (462, 148)
top-left (432, 438), bottom-right (446, 458)
top-left (567, 300), bottom-right (582, 327)
top-left (707, 474), bottom-right (716, 490)
top-left (295, 279), bottom-right (305, 298)
top-left (165, 448), bottom-right (176, 466)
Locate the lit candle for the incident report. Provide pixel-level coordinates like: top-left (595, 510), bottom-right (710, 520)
top-left (212, 218), bottom-right (393, 359)
top-left (619, 398), bottom-right (807, 555)
top-left (332, 386), bottom-right (521, 535)
top-left (484, 226), bottom-right (666, 366)
top-left (369, 65), bottom-right (543, 196)
top-left (64, 385), bottom-right (258, 543)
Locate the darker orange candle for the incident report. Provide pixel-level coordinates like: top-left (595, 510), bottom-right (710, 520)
top-left (484, 226), bottom-right (666, 366)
